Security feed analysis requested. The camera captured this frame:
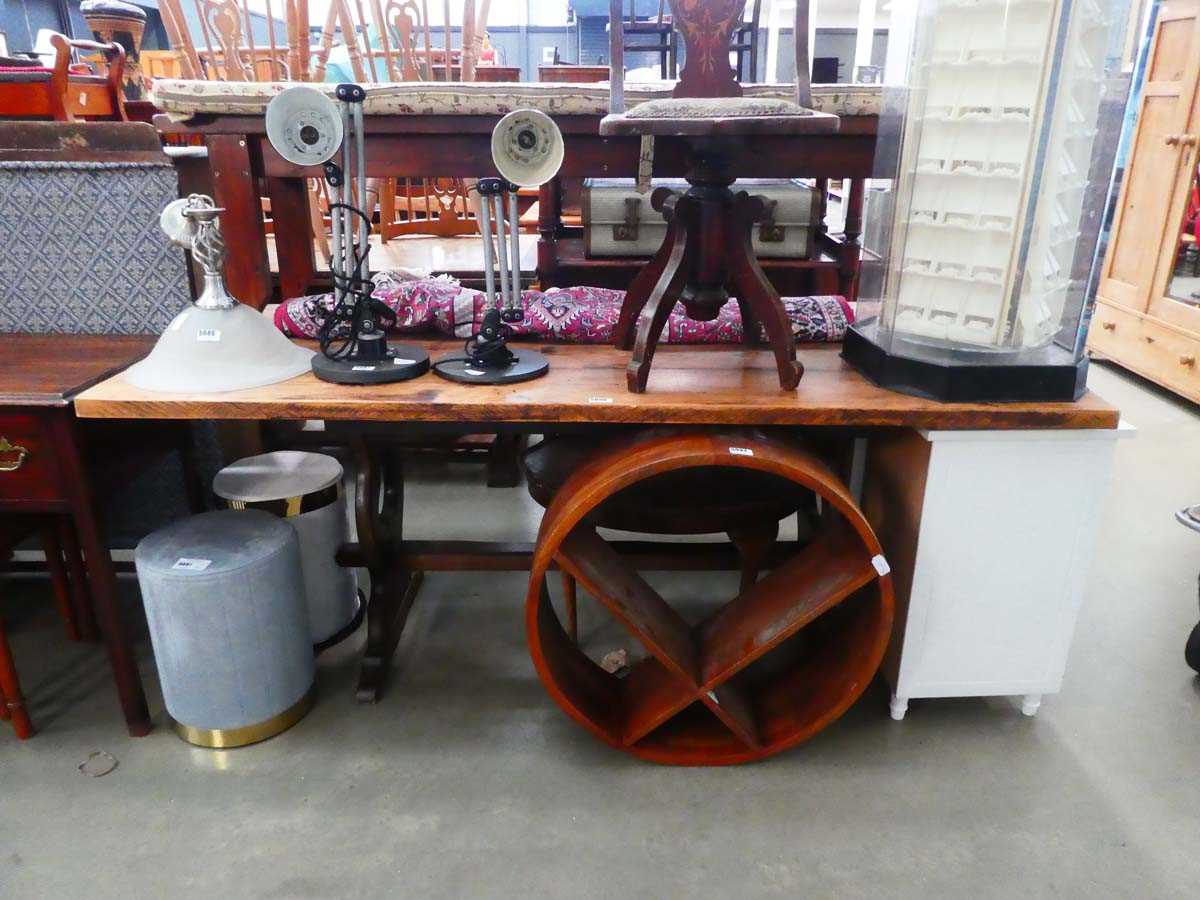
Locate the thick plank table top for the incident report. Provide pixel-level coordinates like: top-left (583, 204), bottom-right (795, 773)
top-left (0, 334), bottom-right (153, 407)
top-left (73, 341), bottom-right (1119, 430)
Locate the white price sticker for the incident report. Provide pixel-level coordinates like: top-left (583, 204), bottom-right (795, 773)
top-left (392, 358), bottom-right (416, 365)
top-left (729, 447), bottom-right (754, 457)
top-left (351, 365), bottom-right (377, 372)
top-left (172, 557), bottom-right (212, 572)
top-left (871, 554), bottom-right (891, 577)
top-left (196, 329), bottom-right (221, 343)
top-left (587, 396), bottom-right (614, 404)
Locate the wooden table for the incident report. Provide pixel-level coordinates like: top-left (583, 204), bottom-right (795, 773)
top-left (1, 335), bottom-right (155, 736)
top-left (155, 110), bottom-right (876, 308)
top-left (76, 340), bottom-right (1122, 716)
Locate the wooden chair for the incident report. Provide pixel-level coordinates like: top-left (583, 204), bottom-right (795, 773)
top-left (731, 0), bottom-right (764, 82)
top-left (159, 0), bottom-right (291, 80)
top-left (309, 0), bottom-right (500, 243)
top-left (601, 0), bottom-right (837, 393)
top-left (620, 0), bottom-right (676, 79)
top-left (0, 616), bottom-right (33, 740)
top-left (0, 516), bottom-right (104, 741)
top-left (0, 35), bottom-right (127, 122)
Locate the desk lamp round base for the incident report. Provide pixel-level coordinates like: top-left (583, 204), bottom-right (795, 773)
top-left (312, 346), bottom-right (430, 384)
top-left (432, 348), bottom-right (550, 385)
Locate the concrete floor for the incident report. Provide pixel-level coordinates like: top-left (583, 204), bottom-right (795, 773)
top-left (2, 361), bottom-right (1200, 898)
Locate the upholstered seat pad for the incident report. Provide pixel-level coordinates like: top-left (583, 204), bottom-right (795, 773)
top-left (150, 79), bottom-right (881, 120)
top-left (626, 96), bottom-right (812, 119)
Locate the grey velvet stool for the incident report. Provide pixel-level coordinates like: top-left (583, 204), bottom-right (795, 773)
top-left (135, 510), bottom-right (315, 748)
top-left (213, 451), bottom-right (360, 648)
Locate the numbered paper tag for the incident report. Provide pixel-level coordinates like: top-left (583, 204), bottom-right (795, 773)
top-left (871, 554), bottom-right (891, 577)
top-left (172, 557), bottom-right (212, 572)
top-left (196, 328), bottom-right (221, 343)
top-left (729, 447), bottom-right (754, 457)
top-left (351, 365), bottom-right (377, 372)
top-left (393, 358), bottom-right (416, 365)
top-left (587, 396), bottom-right (614, 405)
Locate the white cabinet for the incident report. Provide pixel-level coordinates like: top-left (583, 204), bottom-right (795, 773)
top-left (863, 424), bottom-right (1129, 718)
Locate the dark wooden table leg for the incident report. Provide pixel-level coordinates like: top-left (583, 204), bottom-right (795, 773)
top-left (207, 133), bottom-right (272, 310)
top-left (50, 413), bottom-right (150, 736)
top-left (353, 439), bottom-right (423, 703)
top-left (267, 176), bottom-right (317, 301)
top-left (40, 521), bottom-right (79, 641)
top-left (58, 517), bottom-right (98, 641)
top-left (486, 433), bottom-right (527, 488)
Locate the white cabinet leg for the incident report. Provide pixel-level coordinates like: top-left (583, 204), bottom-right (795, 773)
top-left (890, 693), bottom-right (909, 721)
top-left (1021, 694), bottom-right (1042, 717)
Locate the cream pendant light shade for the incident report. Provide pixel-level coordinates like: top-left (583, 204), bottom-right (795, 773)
top-left (125, 195), bottom-right (313, 393)
top-left (125, 304), bottom-right (314, 393)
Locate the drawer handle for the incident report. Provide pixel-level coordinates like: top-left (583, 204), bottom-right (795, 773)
top-left (0, 437), bottom-right (29, 472)
top-left (1101, 321), bottom-right (1116, 331)
top-left (1182, 355), bottom-right (1197, 367)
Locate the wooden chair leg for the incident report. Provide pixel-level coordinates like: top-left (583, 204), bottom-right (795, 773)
top-left (40, 522), bottom-right (80, 642)
top-left (561, 571), bottom-right (578, 642)
top-left (0, 619), bottom-right (34, 739)
top-left (627, 226), bottom-right (693, 393)
top-left (58, 519), bottom-right (98, 642)
top-left (614, 201), bottom-right (685, 349)
top-left (726, 193), bottom-right (802, 390)
top-left (728, 519), bottom-right (780, 593)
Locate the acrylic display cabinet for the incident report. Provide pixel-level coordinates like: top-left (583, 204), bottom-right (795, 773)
top-left (844, 0), bottom-right (1134, 401)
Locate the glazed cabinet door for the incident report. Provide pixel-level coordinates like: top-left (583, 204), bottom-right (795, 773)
top-left (1097, 0), bottom-right (1200, 311)
top-left (1146, 33), bottom-right (1200, 337)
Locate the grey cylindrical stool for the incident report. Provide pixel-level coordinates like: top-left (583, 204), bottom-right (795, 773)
top-left (135, 510), bottom-right (315, 748)
top-left (213, 451), bottom-right (360, 648)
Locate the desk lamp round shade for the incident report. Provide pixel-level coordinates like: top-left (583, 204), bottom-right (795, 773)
top-left (265, 86), bottom-right (343, 167)
top-left (124, 305), bottom-right (314, 393)
top-left (492, 109), bottom-right (564, 188)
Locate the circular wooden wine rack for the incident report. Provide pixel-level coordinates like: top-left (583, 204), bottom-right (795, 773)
top-left (525, 430), bottom-right (895, 766)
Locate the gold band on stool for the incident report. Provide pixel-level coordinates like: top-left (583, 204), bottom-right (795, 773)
top-left (171, 686), bottom-right (315, 749)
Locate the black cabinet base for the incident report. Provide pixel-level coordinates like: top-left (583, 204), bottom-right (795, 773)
top-left (841, 319), bottom-right (1089, 403)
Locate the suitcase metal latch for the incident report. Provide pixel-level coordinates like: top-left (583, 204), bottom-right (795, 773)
top-left (758, 198), bottom-right (785, 243)
top-left (613, 198), bottom-right (640, 242)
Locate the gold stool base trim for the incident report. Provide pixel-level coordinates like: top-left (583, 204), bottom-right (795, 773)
top-left (171, 686), bottom-right (315, 749)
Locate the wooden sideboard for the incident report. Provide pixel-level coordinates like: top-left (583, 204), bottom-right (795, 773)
top-left (1090, 0), bottom-right (1200, 402)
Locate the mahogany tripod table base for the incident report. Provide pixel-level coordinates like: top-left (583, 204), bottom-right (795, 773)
top-left (525, 430), bottom-right (894, 765)
top-left (613, 141), bottom-right (805, 395)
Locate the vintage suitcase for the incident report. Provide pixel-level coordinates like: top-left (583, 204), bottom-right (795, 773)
top-left (582, 178), bottom-right (818, 259)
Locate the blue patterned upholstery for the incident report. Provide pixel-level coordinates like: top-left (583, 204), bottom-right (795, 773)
top-left (0, 161), bottom-right (190, 334)
top-left (0, 159), bottom-right (214, 545)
